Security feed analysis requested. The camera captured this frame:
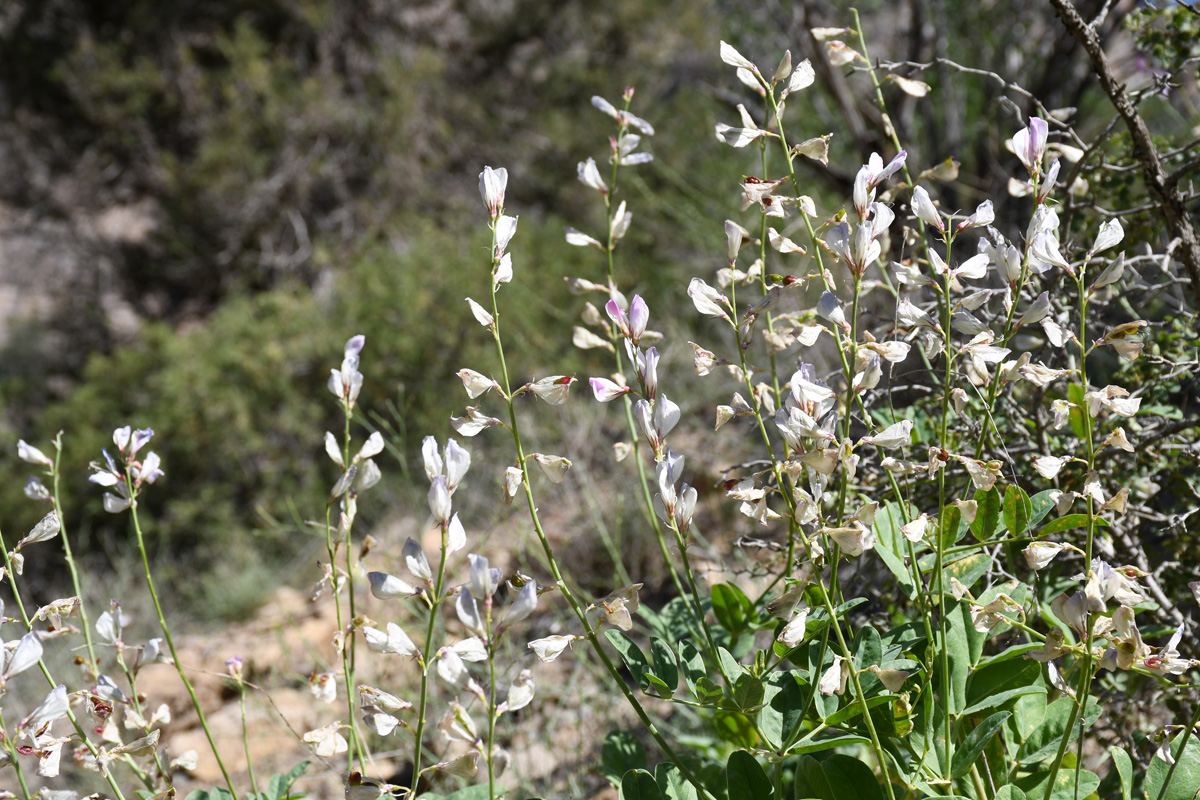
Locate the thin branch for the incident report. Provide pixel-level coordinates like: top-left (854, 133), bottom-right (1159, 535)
top-left (1050, 0), bottom-right (1200, 318)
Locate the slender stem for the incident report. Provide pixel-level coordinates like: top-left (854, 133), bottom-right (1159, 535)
top-left (410, 524), bottom-right (450, 796)
top-left (240, 686), bottom-right (260, 798)
top-left (1155, 702), bottom-right (1200, 800)
top-left (127, 485), bottom-right (239, 800)
top-left (0, 523), bottom-right (130, 800)
top-left (50, 435), bottom-right (100, 681)
top-left (341, 413), bottom-right (364, 771)
top-left (323, 502), bottom-right (360, 771)
top-left (486, 611), bottom-right (498, 800)
top-left (484, 210), bottom-right (716, 800)
top-left (0, 709), bottom-right (34, 800)
top-left (1041, 272), bottom-right (1099, 800)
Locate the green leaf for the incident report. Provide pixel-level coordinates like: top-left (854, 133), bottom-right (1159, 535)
top-left (939, 505), bottom-right (966, 549)
top-left (1003, 485), bottom-right (1032, 537)
top-left (951, 711), bottom-right (1010, 779)
top-left (185, 791), bottom-right (234, 800)
top-left (714, 710), bottom-right (759, 748)
top-left (444, 788), bottom-right (507, 800)
top-left (718, 646), bottom-right (745, 685)
top-left (731, 673), bottom-right (765, 711)
top-left (1038, 513), bottom-right (1110, 536)
top-left (601, 730), bottom-right (647, 786)
top-left (789, 735), bottom-right (871, 756)
top-left (621, 768), bottom-right (664, 800)
top-left (1146, 733), bottom-right (1200, 800)
top-left (1108, 745), bottom-right (1133, 800)
top-left (679, 641), bottom-right (706, 699)
top-left (819, 754), bottom-right (884, 800)
top-left (655, 763), bottom-right (698, 800)
top-left (650, 638), bottom-right (679, 697)
top-left (971, 488), bottom-right (1001, 540)
top-left (966, 655), bottom-right (1042, 711)
top-left (961, 685), bottom-right (1045, 716)
top-left (873, 502), bottom-right (916, 598)
top-left (994, 787), bottom-right (1026, 800)
top-left (1015, 768), bottom-right (1099, 800)
top-left (853, 625), bottom-right (883, 670)
top-left (727, 750), bottom-right (775, 800)
top-left (822, 695), bottom-right (892, 726)
top-left (606, 630), bottom-right (653, 692)
top-left (942, 552), bottom-right (991, 593)
top-left (944, 601), bottom-right (976, 714)
top-left (1028, 491), bottom-right (1056, 529)
top-left (712, 582), bottom-right (752, 635)
top-left (760, 671), bottom-right (807, 749)
top-left (266, 762), bottom-right (310, 800)
top-left (1017, 696), bottom-right (1101, 764)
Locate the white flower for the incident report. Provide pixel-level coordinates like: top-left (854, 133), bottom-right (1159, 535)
top-left (1023, 542), bottom-right (1072, 570)
top-left (688, 278), bottom-right (730, 321)
top-left (478, 166), bottom-right (508, 218)
top-left (367, 571), bottom-right (418, 599)
top-left (860, 420), bottom-right (913, 449)
top-left (528, 453), bottom-right (572, 484)
top-left (363, 623), bottom-right (418, 657)
top-left (302, 722), bottom-right (348, 758)
top-left (818, 655), bottom-right (850, 696)
top-left (527, 376), bottom-right (575, 405)
top-left (577, 158), bottom-right (606, 193)
top-left (457, 369), bottom-right (497, 399)
top-left (777, 607), bottom-right (809, 647)
top-left (17, 440), bottom-right (54, 468)
top-left (528, 635), bottom-right (579, 663)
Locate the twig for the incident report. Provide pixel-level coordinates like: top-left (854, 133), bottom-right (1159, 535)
top-left (1050, 0), bottom-right (1200, 317)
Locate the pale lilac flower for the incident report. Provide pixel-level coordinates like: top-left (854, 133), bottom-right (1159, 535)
top-left (469, 554), bottom-right (502, 599)
top-left (1012, 117), bottom-right (1048, 176)
top-left (589, 377), bottom-right (629, 402)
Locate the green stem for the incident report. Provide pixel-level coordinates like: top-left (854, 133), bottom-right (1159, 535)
top-left (410, 523), bottom-right (450, 796)
top-left (127, 484), bottom-right (239, 800)
top-left (241, 686), bottom-right (260, 798)
top-left (1155, 702), bottom-right (1200, 800)
top-left (485, 210), bottom-right (716, 800)
top-left (0, 523), bottom-right (130, 800)
top-left (0, 709), bottom-right (34, 800)
top-left (50, 435), bottom-right (100, 681)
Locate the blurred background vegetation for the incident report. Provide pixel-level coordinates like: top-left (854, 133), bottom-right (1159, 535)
top-left (0, 0), bottom-right (1195, 617)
